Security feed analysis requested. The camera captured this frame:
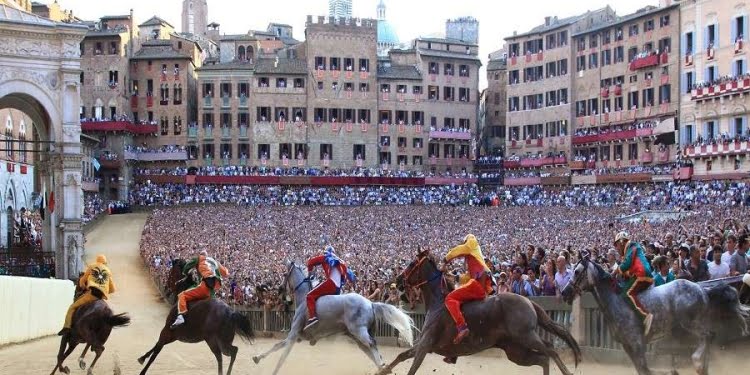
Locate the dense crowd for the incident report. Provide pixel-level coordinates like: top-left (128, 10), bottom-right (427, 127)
top-left (82, 193), bottom-right (105, 224)
top-left (133, 166), bottom-right (478, 179)
top-left (137, 181), bottom-right (750, 308)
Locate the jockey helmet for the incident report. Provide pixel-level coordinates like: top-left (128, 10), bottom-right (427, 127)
top-left (96, 254), bottom-right (108, 265)
top-left (199, 250), bottom-right (208, 257)
top-left (325, 245), bottom-right (336, 255)
top-left (614, 231), bottom-right (629, 244)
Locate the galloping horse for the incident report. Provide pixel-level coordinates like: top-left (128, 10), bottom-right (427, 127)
top-left (137, 259), bottom-right (255, 375)
top-left (50, 281), bottom-right (130, 375)
top-left (561, 252), bottom-right (749, 375)
top-left (376, 250), bottom-right (581, 375)
top-left (251, 261), bottom-right (414, 375)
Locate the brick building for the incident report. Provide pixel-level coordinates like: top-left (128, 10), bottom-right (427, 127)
top-left (485, 49), bottom-right (507, 154)
top-left (571, 3), bottom-right (681, 172)
top-left (680, 0), bottom-right (750, 179)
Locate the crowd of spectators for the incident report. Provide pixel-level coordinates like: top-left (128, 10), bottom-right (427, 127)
top-left (574, 119), bottom-right (658, 137)
top-left (125, 144), bottom-right (186, 153)
top-left (82, 193), bottom-right (105, 224)
top-left (691, 72), bottom-right (750, 90)
top-left (140, 192), bottom-right (750, 308)
top-left (80, 115), bottom-right (158, 126)
top-left (133, 166), bottom-right (478, 179)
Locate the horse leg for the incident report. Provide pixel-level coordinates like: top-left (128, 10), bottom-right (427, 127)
top-left (690, 335), bottom-right (709, 375)
top-left (78, 344), bottom-right (90, 370)
top-left (516, 332), bottom-right (571, 375)
top-left (139, 328), bottom-right (176, 375)
top-left (349, 327), bottom-right (385, 369)
top-left (50, 341), bottom-right (79, 375)
top-left (252, 335), bottom-right (294, 364)
top-left (621, 341), bottom-right (653, 375)
top-left (503, 345), bottom-right (550, 375)
top-left (270, 339), bottom-right (297, 375)
top-left (86, 346), bottom-right (104, 375)
top-left (207, 340), bottom-right (223, 375)
top-left (224, 345), bottom-right (238, 375)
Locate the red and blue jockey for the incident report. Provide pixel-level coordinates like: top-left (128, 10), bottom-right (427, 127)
top-left (304, 246), bottom-right (357, 331)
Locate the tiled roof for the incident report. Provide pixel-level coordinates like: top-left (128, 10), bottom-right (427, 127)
top-left (139, 16), bottom-right (173, 28)
top-left (0, 4), bottom-right (55, 26)
top-left (197, 61), bottom-right (255, 71)
top-left (132, 44), bottom-right (190, 60)
top-left (377, 65), bottom-right (421, 80)
top-left (487, 59), bottom-right (507, 71)
top-left (418, 49), bottom-right (481, 63)
top-left (417, 37), bottom-right (477, 47)
top-left (506, 13), bottom-right (591, 40)
top-left (572, 4), bottom-right (678, 37)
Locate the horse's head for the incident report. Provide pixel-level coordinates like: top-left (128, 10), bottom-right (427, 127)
top-left (281, 261), bottom-right (310, 298)
top-left (561, 250), bottom-right (603, 304)
top-left (397, 248), bottom-right (441, 292)
top-left (167, 259), bottom-right (190, 295)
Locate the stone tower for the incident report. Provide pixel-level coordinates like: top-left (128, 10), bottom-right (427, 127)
top-left (182, 0), bottom-right (208, 36)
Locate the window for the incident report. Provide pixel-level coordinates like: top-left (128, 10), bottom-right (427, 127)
top-left (546, 33), bottom-right (557, 49)
top-left (734, 117), bottom-right (745, 137)
top-left (509, 70), bottom-right (520, 84)
top-left (735, 16), bottom-right (746, 43)
top-left (444, 63), bottom-right (454, 76)
top-left (412, 85), bottom-right (423, 96)
top-left (707, 65), bottom-right (717, 82)
top-left (358, 58), bottom-right (370, 72)
top-left (411, 111), bottom-right (424, 125)
top-left (602, 31), bottom-right (611, 45)
top-left (429, 62), bottom-right (439, 74)
top-left (629, 24), bottom-right (639, 37)
top-left (352, 144), bottom-right (365, 160)
top-left (319, 144), bottom-right (333, 160)
top-left (628, 91), bottom-right (639, 109)
top-left (276, 78), bottom-right (287, 88)
top-left (588, 53), bottom-right (598, 69)
top-left (643, 88), bottom-right (654, 107)
top-left (344, 58), bottom-right (354, 71)
top-left (658, 38), bottom-right (671, 53)
top-left (459, 65), bottom-right (469, 77)
top-left (160, 117), bottom-right (169, 135)
top-left (428, 85), bottom-right (439, 100)
top-left (576, 38), bottom-right (586, 52)
top-left (443, 118), bottom-right (455, 129)
top-left (684, 124), bottom-right (694, 144)
top-left (615, 27), bottom-right (624, 41)
top-left (589, 35), bottom-right (598, 49)
top-left (559, 31), bottom-right (568, 46)
top-left (576, 55), bottom-right (586, 72)
top-left (315, 56), bottom-right (326, 70)
top-left (601, 49), bottom-right (611, 66)
top-left (329, 57), bottom-right (340, 71)
top-left (644, 19), bottom-right (655, 32)
top-left (660, 15), bottom-right (670, 28)
top-left (735, 59), bottom-right (745, 76)
top-left (203, 83), bottom-right (214, 97)
top-left (380, 135), bottom-right (391, 146)
top-left (628, 47), bottom-right (638, 62)
top-left (174, 116), bottom-right (182, 135)
top-left (659, 84), bottom-right (671, 104)
top-left (80, 72), bottom-right (84, 84)
top-left (614, 46), bottom-right (624, 63)
top-left (685, 71), bottom-right (694, 94)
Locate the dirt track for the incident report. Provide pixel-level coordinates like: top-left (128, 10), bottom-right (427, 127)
top-left (0, 213), bottom-right (748, 374)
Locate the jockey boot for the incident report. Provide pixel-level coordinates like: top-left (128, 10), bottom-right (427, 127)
top-left (303, 317), bottom-right (319, 331)
top-left (643, 313), bottom-right (653, 336)
top-left (57, 328), bottom-right (71, 336)
top-left (170, 314), bottom-right (185, 329)
top-left (453, 324), bottom-right (470, 344)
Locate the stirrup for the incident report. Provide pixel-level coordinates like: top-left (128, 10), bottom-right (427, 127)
top-left (643, 313), bottom-right (653, 336)
top-left (453, 325), bottom-right (470, 344)
top-left (303, 318), bottom-right (319, 331)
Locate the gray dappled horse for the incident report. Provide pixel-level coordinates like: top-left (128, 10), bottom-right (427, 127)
top-left (251, 262), bottom-right (414, 374)
top-left (561, 252), bottom-right (749, 375)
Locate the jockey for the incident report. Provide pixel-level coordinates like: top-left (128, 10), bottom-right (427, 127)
top-left (59, 254), bottom-right (116, 336)
top-left (443, 234), bottom-right (494, 344)
top-left (304, 245), bottom-right (357, 331)
top-left (613, 231), bottom-right (654, 336)
top-left (171, 250), bottom-right (229, 328)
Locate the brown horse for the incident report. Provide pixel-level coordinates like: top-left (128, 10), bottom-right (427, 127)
top-left (376, 250), bottom-right (581, 375)
top-left (137, 259), bottom-right (255, 375)
top-left (50, 285), bottom-right (130, 375)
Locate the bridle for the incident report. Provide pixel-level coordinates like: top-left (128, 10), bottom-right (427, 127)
top-left (569, 254), bottom-right (590, 296)
top-left (283, 262), bottom-right (312, 293)
top-left (401, 254), bottom-right (444, 290)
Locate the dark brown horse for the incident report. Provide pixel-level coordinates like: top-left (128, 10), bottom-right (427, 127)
top-left (376, 250), bottom-right (581, 375)
top-left (51, 283), bottom-right (130, 375)
top-left (137, 259), bottom-right (255, 375)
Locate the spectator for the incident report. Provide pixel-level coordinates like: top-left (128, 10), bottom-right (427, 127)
top-left (730, 235), bottom-right (749, 276)
top-left (651, 256), bottom-right (674, 286)
top-left (707, 245), bottom-right (730, 279)
top-left (684, 246), bottom-right (710, 282)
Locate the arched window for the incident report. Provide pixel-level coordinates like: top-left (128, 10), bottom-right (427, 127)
top-left (246, 46), bottom-right (254, 62)
top-left (238, 46), bottom-right (246, 61)
top-left (5, 115), bottom-right (12, 131)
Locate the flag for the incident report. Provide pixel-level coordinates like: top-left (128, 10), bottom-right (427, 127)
top-left (40, 193), bottom-right (45, 221)
top-left (48, 190), bottom-right (55, 214)
top-left (92, 158), bottom-right (101, 171)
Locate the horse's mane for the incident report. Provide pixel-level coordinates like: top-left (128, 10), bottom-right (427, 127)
top-left (588, 259), bottom-right (612, 282)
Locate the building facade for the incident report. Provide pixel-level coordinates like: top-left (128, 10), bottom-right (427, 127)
top-left (446, 17), bottom-right (479, 45)
top-left (485, 50), bottom-right (507, 154)
top-left (571, 4), bottom-right (680, 172)
top-left (680, 0), bottom-right (750, 179)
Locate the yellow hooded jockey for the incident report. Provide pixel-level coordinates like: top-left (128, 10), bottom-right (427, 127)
top-left (59, 254), bottom-right (116, 336)
top-left (443, 234), bottom-right (494, 344)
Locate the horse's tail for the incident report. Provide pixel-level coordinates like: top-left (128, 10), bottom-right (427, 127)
top-left (531, 301), bottom-right (581, 367)
top-left (371, 302), bottom-right (414, 346)
top-left (106, 313), bottom-right (131, 328)
top-left (230, 311), bottom-right (256, 343)
top-left (706, 284), bottom-right (749, 337)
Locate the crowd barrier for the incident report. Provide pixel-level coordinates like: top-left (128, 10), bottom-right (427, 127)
top-left (0, 276), bottom-right (74, 345)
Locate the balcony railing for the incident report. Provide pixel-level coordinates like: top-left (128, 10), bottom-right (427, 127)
top-left (239, 95), bottom-right (248, 107)
top-left (203, 127), bottom-right (214, 140)
top-left (238, 126), bottom-right (249, 139)
top-left (503, 156), bottom-right (567, 168)
top-left (691, 77), bottom-right (750, 101)
top-left (81, 121), bottom-right (157, 134)
top-left (685, 141), bottom-right (750, 158)
top-left (222, 96), bottom-right (230, 108)
top-left (572, 128), bottom-right (653, 145)
top-left (221, 127), bottom-right (231, 139)
top-left (629, 52), bottom-right (667, 71)
top-left (428, 130), bottom-right (471, 140)
top-left (203, 96), bottom-right (213, 107)
top-left (124, 151), bottom-right (189, 162)
top-left (187, 127), bottom-right (198, 138)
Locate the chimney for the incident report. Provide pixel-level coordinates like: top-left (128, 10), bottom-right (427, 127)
top-left (545, 16), bottom-right (551, 26)
top-left (128, 8), bottom-right (134, 58)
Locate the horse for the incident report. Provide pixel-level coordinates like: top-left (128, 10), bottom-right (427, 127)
top-left (376, 250), bottom-right (581, 375)
top-left (251, 261), bottom-right (415, 375)
top-left (561, 251), bottom-right (750, 375)
top-left (165, 259), bottom-right (188, 303)
top-left (137, 259), bottom-right (255, 375)
top-left (50, 282), bottom-right (130, 375)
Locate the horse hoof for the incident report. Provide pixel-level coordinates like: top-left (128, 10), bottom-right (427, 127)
top-left (137, 357), bottom-right (145, 365)
top-left (252, 356), bottom-right (260, 364)
top-left (61, 367), bottom-right (70, 375)
top-left (310, 340), bottom-right (317, 346)
top-left (78, 358), bottom-right (86, 370)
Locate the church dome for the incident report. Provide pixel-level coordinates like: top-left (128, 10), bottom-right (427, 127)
top-left (378, 20), bottom-right (399, 46)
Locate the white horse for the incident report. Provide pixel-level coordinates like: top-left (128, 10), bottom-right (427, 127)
top-left (252, 262), bottom-right (414, 374)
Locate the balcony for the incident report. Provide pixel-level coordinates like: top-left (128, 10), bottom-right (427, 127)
top-left (600, 87), bottom-right (609, 98)
top-left (130, 96), bottom-right (138, 109)
top-left (81, 180), bottom-right (100, 192)
top-left (428, 130), bottom-right (472, 140)
top-left (691, 77), bottom-right (750, 101)
top-left (98, 158), bottom-right (122, 169)
top-left (504, 177), bottom-right (541, 186)
top-left (239, 95), bottom-right (248, 108)
top-left (221, 96), bottom-right (230, 108)
top-left (614, 85), bottom-right (622, 96)
top-left (629, 52), bottom-right (667, 71)
top-left (504, 156), bottom-right (567, 169)
top-left (428, 157), bottom-right (471, 168)
top-left (204, 157), bottom-right (213, 166)
top-left (203, 127), bottom-right (214, 140)
top-left (123, 150), bottom-right (189, 161)
top-left (221, 127), bottom-right (231, 139)
top-left (80, 121), bottom-right (157, 134)
top-left (187, 127), bottom-right (198, 139)
top-left (203, 96), bottom-right (213, 108)
top-left (572, 128), bottom-right (651, 145)
top-left (685, 141), bottom-right (750, 158)
top-left (238, 126), bottom-right (249, 139)
top-left (146, 96), bottom-right (153, 107)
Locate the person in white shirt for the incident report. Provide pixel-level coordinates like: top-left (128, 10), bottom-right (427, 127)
top-left (707, 245), bottom-right (730, 279)
top-left (721, 234), bottom-right (738, 265)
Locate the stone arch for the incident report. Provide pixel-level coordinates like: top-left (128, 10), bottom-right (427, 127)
top-left (237, 45), bottom-right (246, 61)
top-left (247, 45), bottom-right (254, 61)
top-left (0, 12), bottom-right (87, 278)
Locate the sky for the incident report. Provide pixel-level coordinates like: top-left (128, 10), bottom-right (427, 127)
top-left (56, 0), bottom-right (657, 88)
